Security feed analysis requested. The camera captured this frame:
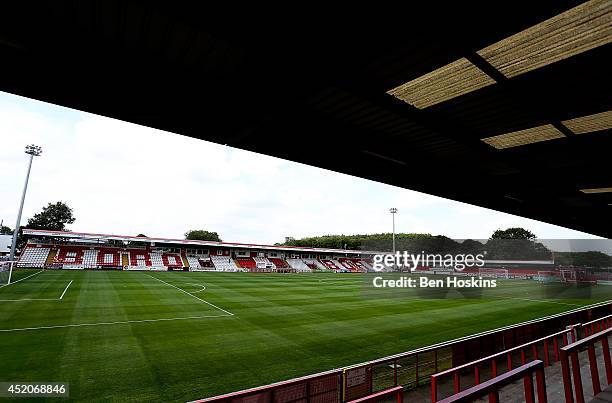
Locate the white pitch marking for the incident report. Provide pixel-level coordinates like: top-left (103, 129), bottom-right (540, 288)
top-left (0, 270), bottom-right (43, 289)
top-left (498, 295), bottom-right (581, 307)
top-left (185, 282), bottom-right (206, 293)
top-left (0, 298), bottom-right (58, 302)
top-left (59, 280), bottom-right (73, 300)
top-left (146, 274), bottom-right (234, 316)
top-left (0, 314), bottom-right (231, 333)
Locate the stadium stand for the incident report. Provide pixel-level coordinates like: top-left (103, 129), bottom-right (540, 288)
top-left (320, 259), bottom-right (342, 271)
top-left (304, 259), bottom-right (328, 271)
top-left (253, 256), bottom-right (275, 269)
top-left (211, 255), bottom-right (241, 272)
top-left (286, 258), bottom-right (311, 272)
top-left (97, 249), bottom-right (121, 268)
top-left (82, 249), bottom-right (98, 269)
top-left (54, 247), bottom-right (85, 269)
top-left (128, 250), bottom-right (153, 270)
top-left (162, 253), bottom-right (183, 268)
top-left (236, 257), bottom-right (257, 270)
top-left (353, 258), bottom-right (373, 271)
top-left (16, 246), bottom-right (50, 268)
top-left (186, 255), bottom-right (203, 270)
top-left (338, 258), bottom-right (367, 272)
top-left (268, 257), bottom-right (289, 269)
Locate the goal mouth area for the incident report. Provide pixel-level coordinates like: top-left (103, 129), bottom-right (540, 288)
top-left (0, 261), bottom-right (17, 286)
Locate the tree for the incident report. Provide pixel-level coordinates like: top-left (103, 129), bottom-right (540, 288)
top-left (185, 229), bottom-right (222, 242)
top-left (0, 225), bottom-right (12, 235)
top-left (490, 227), bottom-right (536, 240)
top-left (26, 201), bottom-right (75, 231)
top-left (555, 251), bottom-right (612, 268)
top-left (486, 228), bottom-right (550, 260)
top-left (279, 233), bottom-right (435, 250)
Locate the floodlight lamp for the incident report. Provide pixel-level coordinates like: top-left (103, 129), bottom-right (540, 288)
top-left (25, 144), bottom-right (42, 156)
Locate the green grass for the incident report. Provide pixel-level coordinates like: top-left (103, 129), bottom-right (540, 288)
top-left (0, 269), bottom-right (609, 402)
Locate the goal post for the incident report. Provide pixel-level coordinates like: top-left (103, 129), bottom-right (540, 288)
top-left (536, 270), bottom-right (558, 283)
top-left (478, 268), bottom-right (508, 279)
top-left (0, 261), bottom-right (17, 286)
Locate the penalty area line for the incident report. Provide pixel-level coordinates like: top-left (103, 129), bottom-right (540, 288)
top-left (0, 270), bottom-right (43, 289)
top-left (59, 280), bottom-right (73, 300)
top-left (0, 314), bottom-right (231, 333)
top-left (185, 282), bottom-right (206, 293)
top-left (498, 295), bottom-right (582, 307)
top-left (145, 274), bottom-right (234, 316)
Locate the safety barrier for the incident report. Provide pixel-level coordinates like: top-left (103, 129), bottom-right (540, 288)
top-left (431, 326), bottom-right (577, 402)
top-left (189, 369), bottom-right (343, 403)
top-left (560, 327), bottom-right (612, 403)
top-left (436, 360), bottom-right (547, 403)
top-left (346, 386), bottom-right (403, 403)
top-left (580, 314), bottom-right (612, 337)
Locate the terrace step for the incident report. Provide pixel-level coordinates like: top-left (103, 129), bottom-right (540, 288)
top-left (45, 249), bottom-right (57, 265)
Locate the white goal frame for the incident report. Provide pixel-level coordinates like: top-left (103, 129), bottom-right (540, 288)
top-left (536, 270), bottom-right (557, 283)
top-left (479, 268), bottom-right (509, 279)
top-left (560, 269), bottom-right (591, 283)
top-left (0, 260), bottom-right (17, 285)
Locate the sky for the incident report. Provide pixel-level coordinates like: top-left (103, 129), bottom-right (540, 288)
top-left (0, 90), bottom-right (602, 245)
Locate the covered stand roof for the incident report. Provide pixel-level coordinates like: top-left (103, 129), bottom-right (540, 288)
top-left (1, 1), bottom-right (611, 236)
top-left (21, 229), bottom-right (377, 255)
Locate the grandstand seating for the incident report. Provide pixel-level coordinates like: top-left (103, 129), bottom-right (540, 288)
top-left (268, 258), bottom-right (289, 268)
top-left (129, 250), bottom-right (152, 268)
top-left (52, 247), bottom-right (85, 269)
top-left (320, 259), bottom-right (342, 271)
top-left (236, 257), bottom-right (257, 270)
top-left (211, 255), bottom-right (241, 271)
top-left (16, 246), bottom-right (50, 268)
top-left (186, 256), bottom-right (202, 270)
top-left (162, 253), bottom-right (183, 267)
top-left (97, 249), bottom-right (121, 267)
top-left (286, 258), bottom-right (311, 272)
top-left (253, 256), bottom-right (274, 269)
top-left (354, 258), bottom-right (373, 271)
top-left (82, 249), bottom-right (98, 268)
top-left (305, 259), bottom-right (328, 271)
top-left (149, 252), bottom-right (183, 268)
top-left (337, 258), bottom-right (366, 272)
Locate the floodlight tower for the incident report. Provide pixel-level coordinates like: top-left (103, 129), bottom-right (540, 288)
top-left (389, 208), bottom-right (398, 255)
top-left (9, 144), bottom-right (42, 261)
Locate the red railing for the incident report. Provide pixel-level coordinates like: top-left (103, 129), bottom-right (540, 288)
top-left (189, 369), bottom-right (343, 403)
top-left (580, 314), bottom-right (612, 337)
top-left (560, 327), bottom-right (612, 403)
top-left (436, 360), bottom-right (547, 403)
top-left (346, 386), bottom-right (403, 403)
top-left (430, 326), bottom-right (577, 402)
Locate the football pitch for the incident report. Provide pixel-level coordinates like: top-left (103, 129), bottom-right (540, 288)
top-left (0, 269), bottom-right (609, 402)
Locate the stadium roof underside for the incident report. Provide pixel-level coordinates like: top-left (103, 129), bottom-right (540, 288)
top-left (21, 229), bottom-right (377, 255)
top-left (1, 1), bottom-right (611, 237)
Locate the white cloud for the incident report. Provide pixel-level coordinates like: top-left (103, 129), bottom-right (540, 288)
top-left (0, 91), bottom-right (600, 244)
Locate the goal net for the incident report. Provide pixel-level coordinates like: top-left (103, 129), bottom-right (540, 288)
top-left (536, 270), bottom-right (558, 283)
top-left (479, 268), bottom-right (509, 279)
top-left (0, 261), bottom-right (16, 286)
top-left (560, 269), bottom-right (594, 284)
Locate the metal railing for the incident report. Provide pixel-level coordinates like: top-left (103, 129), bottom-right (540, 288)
top-left (431, 326), bottom-right (578, 402)
top-left (436, 360), bottom-right (547, 403)
top-left (346, 386), bottom-right (403, 403)
top-left (580, 314), bottom-right (612, 337)
top-left (560, 327), bottom-right (612, 403)
top-left (189, 369), bottom-right (343, 403)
